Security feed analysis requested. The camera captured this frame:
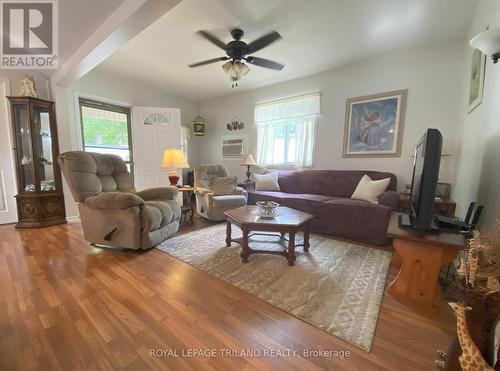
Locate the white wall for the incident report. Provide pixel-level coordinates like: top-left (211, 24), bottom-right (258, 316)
top-left (198, 43), bottom-right (465, 191)
top-left (454, 0), bottom-right (500, 231)
top-left (53, 67), bottom-right (201, 218)
top-left (0, 71), bottom-right (52, 100)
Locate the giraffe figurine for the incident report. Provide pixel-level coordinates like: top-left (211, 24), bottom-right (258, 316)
top-left (448, 302), bottom-right (494, 371)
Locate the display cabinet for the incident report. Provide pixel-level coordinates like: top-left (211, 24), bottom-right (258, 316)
top-left (8, 96), bottom-right (66, 228)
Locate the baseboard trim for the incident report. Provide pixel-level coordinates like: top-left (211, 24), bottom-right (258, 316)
top-left (66, 216), bottom-right (81, 224)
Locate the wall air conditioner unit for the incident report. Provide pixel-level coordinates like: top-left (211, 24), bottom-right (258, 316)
top-left (221, 135), bottom-right (247, 157)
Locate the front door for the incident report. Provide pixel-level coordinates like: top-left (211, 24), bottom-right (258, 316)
top-left (132, 107), bottom-right (181, 190)
top-left (0, 78), bottom-right (18, 224)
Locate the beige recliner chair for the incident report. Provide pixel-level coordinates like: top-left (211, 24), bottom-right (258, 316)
top-left (58, 151), bottom-right (181, 249)
top-left (194, 164), bottom-right (247, 221)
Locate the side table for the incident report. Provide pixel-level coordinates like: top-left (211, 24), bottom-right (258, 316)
top-left (178, 186), bottom-right (195, 223)
top-left (386, 213), bottom-right (465, 307)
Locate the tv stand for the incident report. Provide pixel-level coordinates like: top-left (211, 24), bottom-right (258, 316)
top-left (387, 213), bottom-right (465, 307)
top-left (398, 213), bottom-right (440, 233)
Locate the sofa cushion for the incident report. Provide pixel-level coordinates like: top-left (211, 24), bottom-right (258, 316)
top-left (210, 176), bottom-right (237, 196)
top-left (248, 188), bottom-right (392, 244)
top-left (281, 193), bottom-right (335, 203)
top-left (351, 175), bottom-right (391, 204)
top-left (84, 192), bottom-right (144, 209)
top-left (194, 164), bottom-right (229, 189)
top-left (254, 172), bottom-right (281, 191)
top-left (320, 198), bottom-right (392, 244)
top-left (212, 195), bottom-right (247, 209)
top-left (247, 190), bottom-right (285, 204)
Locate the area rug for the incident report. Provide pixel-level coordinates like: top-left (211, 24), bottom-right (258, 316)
top-left (157, 224), bottom-right (392, 351)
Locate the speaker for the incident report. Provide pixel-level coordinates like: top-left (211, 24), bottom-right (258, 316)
top-left (464, 202), bottom-right (476, 224)
top-left (471, 205), bottom-right (484, 228)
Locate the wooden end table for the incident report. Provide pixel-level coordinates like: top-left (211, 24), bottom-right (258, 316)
top-left (178, 186), bottom-right (195, 224)
top-left (224, 206), bottom-right (314, 266)
top-left (386, 213), bottom-right (466, 307)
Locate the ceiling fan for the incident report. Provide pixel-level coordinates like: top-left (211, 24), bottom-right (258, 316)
top-left (188, 28), bottom-right (284, 87)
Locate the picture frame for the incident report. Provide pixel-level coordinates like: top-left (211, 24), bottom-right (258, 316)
top-left (468, 48), bottom-right (486, 113)
top-left (343, 89), bottom-right (407, 158)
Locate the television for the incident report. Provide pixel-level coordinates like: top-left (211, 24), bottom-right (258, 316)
top-left (400, 128), bottom-right (442, 232)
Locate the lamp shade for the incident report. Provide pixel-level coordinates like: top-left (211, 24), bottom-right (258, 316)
top-left (241, 153), bottom-right (257, 166)
top-left (161, 148), bottom-right (189, 169)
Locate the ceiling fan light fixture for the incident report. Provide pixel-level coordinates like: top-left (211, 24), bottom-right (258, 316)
top-left (222, 61), bottom-right (233, 74)
top-left (189, 28), bottom-right (284, 86)
top-left (230, 60), bottom-right (250, 79)
top-left (222, 60), bottom-right (250, 81)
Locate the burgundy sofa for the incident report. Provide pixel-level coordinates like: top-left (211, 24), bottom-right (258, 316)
top-left (247, 170), bottom-right (398, 245)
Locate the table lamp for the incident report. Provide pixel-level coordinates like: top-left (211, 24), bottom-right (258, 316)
top-left (241, 153), bottom-right (257, 183)
top-left (161, 148), bottom-right (190, 186)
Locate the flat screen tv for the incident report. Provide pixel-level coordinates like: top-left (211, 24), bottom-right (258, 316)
top-left (400, 128), bottom-right (442, 232)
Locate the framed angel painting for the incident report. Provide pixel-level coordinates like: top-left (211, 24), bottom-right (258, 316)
top-left (343, 89), bottom-right (407, 158)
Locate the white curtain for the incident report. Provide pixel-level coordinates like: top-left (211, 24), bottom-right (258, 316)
top-left (255, 93), bottom-right (320, 168)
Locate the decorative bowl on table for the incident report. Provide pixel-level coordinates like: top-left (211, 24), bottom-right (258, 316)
top-left (256, 201), bottom-right (279, 218)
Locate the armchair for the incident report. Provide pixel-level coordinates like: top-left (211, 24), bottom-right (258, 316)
top-left (194, 164), bottom-right (247, 221)
top-left (58, 151), bottom-right (181, 249)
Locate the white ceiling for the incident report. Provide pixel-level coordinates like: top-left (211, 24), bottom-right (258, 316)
top-left (94, 0), bottom-right (478, 101)
top-left (59, 0), bottom-right (124, 66)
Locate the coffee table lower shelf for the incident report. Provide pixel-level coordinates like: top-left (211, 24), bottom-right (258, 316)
top-left (227, 231), bottom-right (310, 266)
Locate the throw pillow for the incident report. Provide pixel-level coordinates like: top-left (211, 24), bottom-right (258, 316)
top-left (351, 175), bottom-right (391, 204)
top-left (210, 176), bottom-right (238, 196)
top-left (254, 172), bottom-right (281, 191)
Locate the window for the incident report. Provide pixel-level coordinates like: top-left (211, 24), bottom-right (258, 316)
top-left (255, 92), bottom-right (320, 167)
top-left (79, 98), bottom-right (133, 172)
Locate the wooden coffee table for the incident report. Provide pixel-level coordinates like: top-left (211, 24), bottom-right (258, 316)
top-left (224, 206), bottom-right (314, 266)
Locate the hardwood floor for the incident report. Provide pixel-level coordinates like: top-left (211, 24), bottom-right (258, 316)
top-left (0, 216), bottom-right (457, 370)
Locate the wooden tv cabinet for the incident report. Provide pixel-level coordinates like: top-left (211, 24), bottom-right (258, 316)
top-left (386, 213), bottom-right (466, 307)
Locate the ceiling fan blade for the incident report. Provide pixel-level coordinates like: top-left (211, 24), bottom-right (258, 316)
top-left (188, 57), bottom-right (229, 68)
top-left (247, 31), bottom-right (281, 54)
top-left (197, 30), bottom-right (227, 50)
top-left (246, 56), bottom-right (284, 70)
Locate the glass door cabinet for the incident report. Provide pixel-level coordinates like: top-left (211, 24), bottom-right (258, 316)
top-left (8, 96), bottom-right (66, 228)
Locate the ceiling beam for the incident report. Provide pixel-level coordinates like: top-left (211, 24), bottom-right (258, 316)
top-left (51, 0), bottom-right (181, 87)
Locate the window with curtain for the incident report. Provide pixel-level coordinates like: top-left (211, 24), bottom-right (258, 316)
top-left (255, 92), bottom-right (320, 167)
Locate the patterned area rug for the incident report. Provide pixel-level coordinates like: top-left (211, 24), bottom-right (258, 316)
top-left (157, 224), bottom-right (391, 351)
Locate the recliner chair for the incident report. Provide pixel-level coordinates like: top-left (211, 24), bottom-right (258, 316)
top-left (58, 151), bottom-right (181, 249)
top-left (194, 164), bottom-right (247, 221)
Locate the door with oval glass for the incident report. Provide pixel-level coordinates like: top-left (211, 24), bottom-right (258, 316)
top-left (132, 107), bottom-right (182, 191)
